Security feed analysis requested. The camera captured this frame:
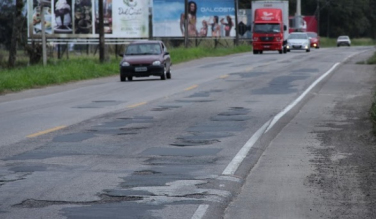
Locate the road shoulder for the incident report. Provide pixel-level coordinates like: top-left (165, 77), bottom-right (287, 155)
top-left (224, 50), bottom-right (376, 218)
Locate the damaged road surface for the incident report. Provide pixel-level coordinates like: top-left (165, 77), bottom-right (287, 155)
top-left (1, 47), bottom-right (376, 219)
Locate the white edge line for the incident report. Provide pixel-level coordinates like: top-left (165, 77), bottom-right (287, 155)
top-left (193, 55), bottom-right (356, 218)
top-left (222, 120), bottom-right (271, 175)
top-left (265, 62), bottom-right (340, 132)
top-left (222, 62), bottom-right (341, 176)
top-left (191, 204), bottom-right (209, 219)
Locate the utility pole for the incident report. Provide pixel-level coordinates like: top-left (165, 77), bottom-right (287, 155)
top-left (296, 0), bottom-right (301, 16)
top-left (295, 0), bottom-right (302, 31)
top-left (184, 0), bottom-right (188, 48)
top-left (41, 6), bottom-right (47, 66)
top-left (99, 0), bottom-right (105, 62)
top-left (234, 0), bottom-right (239, 46)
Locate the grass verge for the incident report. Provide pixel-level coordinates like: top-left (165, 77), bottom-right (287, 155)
top-left (320, 37), bottom-right (375, 48)
top-left (0, 44), bottom-right (251, 94)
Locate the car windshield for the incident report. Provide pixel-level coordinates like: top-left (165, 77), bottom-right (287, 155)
top-left (253, 23), bottom-right (281, 33)
top-left (338, 36), bottom-right (349, 40)
top-left (288, 34), bottom-right (308, 39)
top-left (307, 32), bottom-right (317, 38)
top-left (125, 43), bottom-right (161, 55)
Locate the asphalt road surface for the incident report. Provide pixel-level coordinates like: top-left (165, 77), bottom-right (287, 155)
top-left (0, 46), bottom-right (375, 219)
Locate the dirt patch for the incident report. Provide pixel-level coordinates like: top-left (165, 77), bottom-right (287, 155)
top-left (308, 82), bottom-right (376, 218)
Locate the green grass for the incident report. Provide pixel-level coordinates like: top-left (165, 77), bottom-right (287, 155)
top-left (0, 43), bottom-right (252, 94)
top-left (320, 37), bottom-right (376, 48)
top-left (357, 51), bottom-right (376, 65)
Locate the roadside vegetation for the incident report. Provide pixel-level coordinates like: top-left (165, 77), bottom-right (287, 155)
top-left (0, 42), bottom-right (252, 94)
top-left (320, 37), bottom-right (376, 48)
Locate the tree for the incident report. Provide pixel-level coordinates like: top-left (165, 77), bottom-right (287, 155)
top-left (0, 0), bottom-right (15, 50)
top-left (8, 0), bottom-right (25, 68)
top-left (240, 0), bottom-right (376, 39)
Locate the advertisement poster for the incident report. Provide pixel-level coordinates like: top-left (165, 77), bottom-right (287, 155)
top-left (75, 0), bottom-right (93, 34)
top-left (153, 0), bottom-right (235, 38)
top-left (54, 0), bottom-right (73, 34)
top-left (111, 0), bottom-right (149, 38)
top-left (30, 0), bottom-right (54, 35)
top-left (28, 0), bottom-right (149, 39)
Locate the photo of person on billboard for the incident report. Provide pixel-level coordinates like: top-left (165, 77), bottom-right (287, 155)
top-left (153, 0), bottom-right (236, 38)
top-left (221, 15), bottom-right (233, 37)
top-left (208, 15), bottom-right (220, 38)
top-left (180, 1), bottom-right (198, 37)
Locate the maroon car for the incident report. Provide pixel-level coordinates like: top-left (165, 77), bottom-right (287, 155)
top-left (119, 40), bottom-right (172, 81)
top-left (306, 32), bottom-right (320, 49)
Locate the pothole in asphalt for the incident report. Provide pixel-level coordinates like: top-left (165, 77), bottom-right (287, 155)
top-left (13, 194), bottom-right (143, 208)
top-left (133, 170), bottom-right (160, 175)
top-left (291, 68), bottom-right (319, 73)
top-left (200, 62), bottom-right (231, 68)
top-left (145, 157), bottom-right (218, 165)
top-left (141, 148), bottom-right (221, 157)
top-left (252, 75), bottom-right (308, 95)
top-left (176, 99), bottom-right (214, 103)
top-left (230, 71), bottom-right (267, 78)
top-left (73, 100), bottom-right (122, 109)
top-left (53, 133), bottom-right (96, 143)
top-left (151, 105), bottom-right (181, 111)
top-left (171, 138), bottom-right (220, 146)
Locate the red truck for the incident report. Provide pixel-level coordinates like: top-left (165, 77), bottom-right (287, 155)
top-left (251, 1), bottom-right (289, 55)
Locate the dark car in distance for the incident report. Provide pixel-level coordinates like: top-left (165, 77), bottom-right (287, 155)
top-left (306, 32), bottom-right (320, 49)
top-left (119, 40), bottom-right (172, 81)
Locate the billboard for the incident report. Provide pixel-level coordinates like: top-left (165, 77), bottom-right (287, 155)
top-left (28, 0), bottom-right (149, 39)
top-left (153, 0), bottom-right (236, 38)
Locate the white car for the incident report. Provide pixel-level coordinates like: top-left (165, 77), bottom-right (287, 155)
top-left (337, 35), bottom-right (351, 47)
top-left (286, 32), bottom-right (311, 52)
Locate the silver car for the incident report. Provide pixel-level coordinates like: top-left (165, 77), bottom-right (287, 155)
top-left (337, 35), bottom-right (351, 47)
top-left (286, 32), bottom-right (311, 52)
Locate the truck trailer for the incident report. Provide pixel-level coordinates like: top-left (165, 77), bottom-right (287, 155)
top-left (251, 1), bottom-right (289, 54)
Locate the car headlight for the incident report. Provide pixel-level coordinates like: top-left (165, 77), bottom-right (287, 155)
top-left (121, 62), bottom-right (130, 67)
top-left (152, 61), bottom-right (161, 66)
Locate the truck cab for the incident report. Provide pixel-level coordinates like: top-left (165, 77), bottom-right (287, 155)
top-left (252, 8), bottom-right (287, 54)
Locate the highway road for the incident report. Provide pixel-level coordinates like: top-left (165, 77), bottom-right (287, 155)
top-left (0, 46), bottom-right (375, 219)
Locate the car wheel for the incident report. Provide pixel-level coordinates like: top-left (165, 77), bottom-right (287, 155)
top-left (161, 66), bottom-right (167, 80)
top-left (306, 49), bottom-right (310, 52)
top-left (253, 50), bottom-right (258, 54)
top-left (287, 49), bottom-right (290, 52)
top-left (260, 51), bottom-right (263, 54)
top-left (127, 76), bottom-right (133, 81)
top-left (166, 72), bottom-right (171, 79)
top-left (279, 50), bottom-right (282, 54)
top-left (120, 75), bottom-right (126, 82)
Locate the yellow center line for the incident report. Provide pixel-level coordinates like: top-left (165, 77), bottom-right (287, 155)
top-left (185, 85), bottom-right (198, 91)
top-left (219, 75), bottom-right (229, 79)
top-left (127, 102), bottom-right (147, 108)
top-left (27, 125), bottom-right (66, 138)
